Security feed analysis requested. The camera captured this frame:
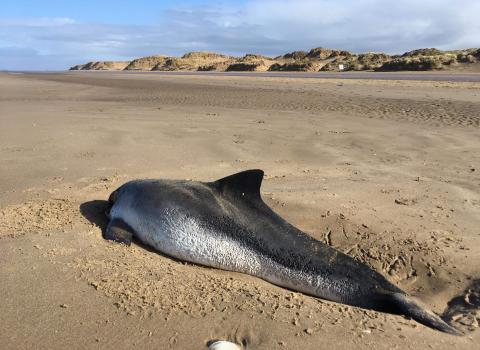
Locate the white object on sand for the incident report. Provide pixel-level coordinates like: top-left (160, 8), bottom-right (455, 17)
top-left (208, 340), bottom-right (241, 350)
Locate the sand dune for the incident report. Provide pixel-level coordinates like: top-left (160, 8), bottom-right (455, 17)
top-left (70, 47), bottom-right (480, 72)
top-left (70, 61), bottom-right (130, 71)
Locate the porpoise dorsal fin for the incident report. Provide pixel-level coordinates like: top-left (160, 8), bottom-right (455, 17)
top-left (214, 169), bottom-right (264, 198)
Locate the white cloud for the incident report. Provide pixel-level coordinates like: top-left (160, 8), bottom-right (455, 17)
top-left (0, 1), bottom-right (479, 70)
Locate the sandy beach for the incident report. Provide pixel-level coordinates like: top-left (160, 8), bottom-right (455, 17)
top-left (0, 71), bottom-right (479, 349)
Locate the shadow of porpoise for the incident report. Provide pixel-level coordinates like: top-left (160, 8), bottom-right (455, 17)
top-left (442, 278), bottom-right (480, 332)
top-left (79, 200), bottom-right (109, 234)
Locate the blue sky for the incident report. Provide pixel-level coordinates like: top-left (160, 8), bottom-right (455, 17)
top-left (1, 1), bottom-right (217, 24)
top-left (1, 0), bottom-right (479, 70)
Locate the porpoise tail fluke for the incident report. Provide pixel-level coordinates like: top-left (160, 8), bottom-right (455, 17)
top-left (391, 293), bottom-right (461, 335)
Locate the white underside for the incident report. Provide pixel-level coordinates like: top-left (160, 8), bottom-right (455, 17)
top-left (111, 203), bottom-right (338, 300)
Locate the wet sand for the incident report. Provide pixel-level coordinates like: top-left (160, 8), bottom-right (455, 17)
top-left (0, 71), bottom-right (479, 349)
top-left (67, 70), bottom-right (480, 82)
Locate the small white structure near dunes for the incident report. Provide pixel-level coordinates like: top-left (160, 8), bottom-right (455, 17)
top-left (338, 64), bottom-right (345, 71)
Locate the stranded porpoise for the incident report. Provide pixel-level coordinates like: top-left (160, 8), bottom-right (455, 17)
top-left (105, 169), bottom-right (459, 335)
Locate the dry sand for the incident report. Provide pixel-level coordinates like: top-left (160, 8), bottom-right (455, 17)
top-left (0, 71), bottom-right (479, 349)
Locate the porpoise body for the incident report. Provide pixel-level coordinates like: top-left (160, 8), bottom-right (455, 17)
top-left (105, 170), bottom-right (459, 335)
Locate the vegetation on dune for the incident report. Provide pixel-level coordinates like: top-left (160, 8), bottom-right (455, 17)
top-left (269, 62), bottom-right (318, 72)
top-left (305, 47), bottom-right (335, 60)
top-left (124, 55), bottom-right (168, 70)
top-left (225, 63), bottom-right (260, 71)
top-left (377, 55), bottom-right (456, 71)
top-left (279, 50), bottom-right (308, 60)
top-left (401, 48), bottom-right (444, 57)
top-left (377, 48), bottom-right (479, 71)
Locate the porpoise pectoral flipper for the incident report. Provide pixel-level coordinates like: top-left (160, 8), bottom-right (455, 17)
top-left (104, 169), bottom-right (461, 335)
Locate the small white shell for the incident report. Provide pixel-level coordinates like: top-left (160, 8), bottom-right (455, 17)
top-left (208, 340), bottom-right (241, 350)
